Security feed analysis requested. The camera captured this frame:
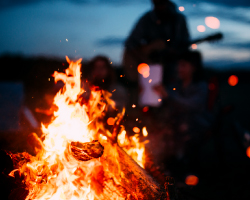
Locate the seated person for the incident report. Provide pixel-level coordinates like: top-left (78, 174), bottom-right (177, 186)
top-left (154, 51), bottom-right (212, 174)
top-left (85, 55), bottom-right (127, 112)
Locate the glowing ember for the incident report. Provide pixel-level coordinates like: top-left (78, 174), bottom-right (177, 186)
top-left (205, 16), bottom-right (220, 29)
top-left (133, 127), bottom-right (140, 134)
top-left (107, 117), bottom-right (115, 126)
top-left (197, 25), bottom-right (206, 32)
top-left (185, 175), bottom-right (199, 186)
top-left (228, 75), bottom-right (238, 86)
top-left (142, 127), bottom-right (148, 137)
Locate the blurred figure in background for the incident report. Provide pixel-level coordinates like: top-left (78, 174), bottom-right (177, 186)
top-left (154, 51), bottom-right (212, 175)
top-left (123, 0), bottom-right (189, 105)
top-left (86, 55), bottom-right (127, 112)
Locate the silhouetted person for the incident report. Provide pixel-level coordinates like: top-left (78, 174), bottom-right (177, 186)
top-left (123, 0), bottom-right (189, 105)
top-left (86, 56), bottom-right (127, 112)
top-left (154, 51), bottom-right (211, 175)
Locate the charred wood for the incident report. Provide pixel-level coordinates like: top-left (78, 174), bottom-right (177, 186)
top-left (70, 140), bottom-right (104, 161)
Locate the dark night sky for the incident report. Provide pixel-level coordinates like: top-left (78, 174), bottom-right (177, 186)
top-left (0, 0), bottom-right (250, 69)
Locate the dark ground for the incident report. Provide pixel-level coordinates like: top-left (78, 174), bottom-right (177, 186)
top-left (1, 54), bottom-right (250, 199)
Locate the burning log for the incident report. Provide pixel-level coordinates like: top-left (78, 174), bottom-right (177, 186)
top-left (6, 140), bottom-right (167, 199)
top-left (70, 140), bottom-right (104, 161)
top-left (6, 151), bottom-right (32, 170)
top-left (100, 141), bottom-right (166, 200)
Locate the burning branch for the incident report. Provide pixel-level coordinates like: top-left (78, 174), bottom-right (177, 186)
top-left (70, 140), bottom-right (104, 161)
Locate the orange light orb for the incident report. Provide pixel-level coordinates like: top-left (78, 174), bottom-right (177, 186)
top-left (228, 75), bottom-right (238, 86)
top-left (142, 70), bottom-right (150, 78)
top-left (133, 127), bottom-right (140, 134)
top-left (205, 16), bottom-right (220, 29)
top-left (179, 6), bottom-right (185, 12)
top-left (138, 63), bottom-right (150, 78)
top-left (107, 117), bottom-right (115, 126)
top-left (191, 44), bottom-right (197, 49)
top-left (197, 25), bottom-right (206, 32)
top-left (246, 146), bottom-right (250, 158)
top-left (185, 175), bottom-right (199, 186)
top-left (142, 106), bottom-right (149, 112)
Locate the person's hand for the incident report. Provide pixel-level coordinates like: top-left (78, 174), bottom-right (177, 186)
top-left (153, 84), bottom-right (168, 99)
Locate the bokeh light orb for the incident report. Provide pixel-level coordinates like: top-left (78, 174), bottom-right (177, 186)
top-left (246, 146), bottom-right (250, 158)
top-left (138, 63), bottom-right (150, 78)
top-left (197, 25), bottom-right (206, 32)
top-left (205, 16), bottom-right (220, 29)
top-left (228, 75), bottom-right (238, 86)
top-left (179, 6), bottom-right (185, 12)
top-left (142, 106), bottom-right (149, 112)
top-left (185, 175), bottom-right (199, 186)
top-left (142, 70), bottom-right (150, 78)
top-left (191, 44), bottom-right (197, 49)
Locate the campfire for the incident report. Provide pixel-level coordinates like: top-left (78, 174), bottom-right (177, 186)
top-left (5, 57), bottom-right (171, 200)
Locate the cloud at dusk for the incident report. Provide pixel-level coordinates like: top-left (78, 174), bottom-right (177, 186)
top-left (0, 0), bottom-right (250, 69)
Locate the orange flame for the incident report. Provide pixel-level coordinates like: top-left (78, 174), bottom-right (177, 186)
top-left (117, 127), bottom-right (148, 168)
top-left (11, 56), bottom-right (148, 199)
top-left (21, 56), bottom-right (101, 199)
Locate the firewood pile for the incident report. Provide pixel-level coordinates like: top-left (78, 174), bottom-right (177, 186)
top-left (2, 132), bottom-right (176, 200)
